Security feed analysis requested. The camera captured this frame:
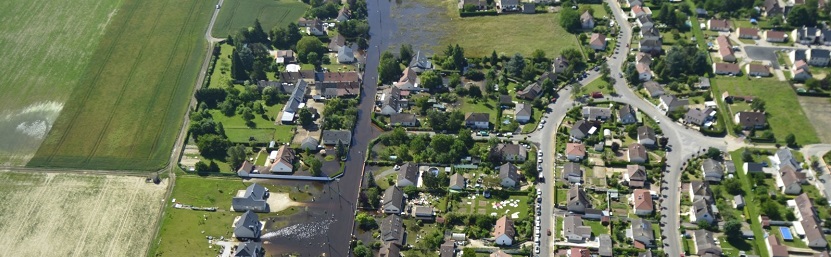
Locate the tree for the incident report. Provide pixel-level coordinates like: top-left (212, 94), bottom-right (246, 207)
top-left (336, 140), bottom-right (347, 159)
top-left (723, 178), bottom-right (743, 195)
top-left (611, 142), bottom-right (620, 152)
top-left (399, 44), bottom-right (413, 65)
top-left (559, 7), bottom-right (581, 33)
top-left (298, 108), bottom-right (314, 127)
top-left (491, 50), bottom-right (499, 66)
top-left (697, 220), bottom-right (714, 231)
top-left (421, 171), bottom-right (441, 190)
top-left (378, 51), bottom-right (402, 84)
top-left (365, 187), bottom-right (380, 208)
top-left (761, 201), bottom-right (782, 220)
top-left (306, 156), bottom-right (322, 176)
top-left (217, 122), bottom-right (227, 138)
top-left (625, 63), bottom-right (640, 85)
top-left (197, 134), bottom-right (231, 159)
top-left (750, 99), bottom-right (766, 111)
top-left (742, 149), bottom-right (754, 162)
top-left (403, 185), bottom-right (418, 196)
top-left (420, 70), bottom-right (443, 90)
top-left (462, 248), bottom-right (477, 257)
top-left (226, 145), bottom-right (247, 169)
top-left (724, 220), bottom-right (742, 239)
top-left (250, 19), bottom-right (269, 44)
top-left (355, 212), bottom-right (377, 230)
top-left (807, 78), bottom-right (822, 91)
top-left (230, 49), bottom-right (249, 80)
top-left (705, 147), bottom-right (721, 159)
top-left (353, 244), bottom-right (371, 257)
top-left (787, 5), bottom-right (815, 27)
top-left (306, 52), bottom-right (321, 67)
top-left (786, 133), bottom-right (797, 147)
top-left (296, 36), bottom-right (325, 63)
top-left (449, 73), bottom-right (462, 88)
top-left (195, 161), bottom-right (210, 172)
top-left (770, 16), bottom-right (783, 27)
top-left (506, 53), bottom-right (526, 77)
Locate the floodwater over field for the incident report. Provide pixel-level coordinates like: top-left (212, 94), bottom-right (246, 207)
top-left (386, 0), bottom-right (449, 54)
top-left (0, 101), bottom-right (63, 165)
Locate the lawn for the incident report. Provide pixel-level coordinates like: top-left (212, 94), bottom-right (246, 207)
top-left (713, 77), bottom-right (820, 145)
top-left (730, 150), bottom-right (770, 257)
top-left (204, 102), bottom-right (296, 144)
top-left (209, 43), bottom-right (235, 89)
top-left (585, 220), bottom-right (608, 236)
top-left (454, 194), bottom-right (531, 219)
top-left (459, 98), bottom-right (499, 124)
top-left (148, 176), bottom-right (310, 257)
top-left (583, 78), bottom-right (614, 96)
top-left (772, 226), bottom-right (808, 248)
top-left (29, 0), bottom-right (216, 170)
top-left (0, 0), bottom-right (123, 165)
top-left (211, 0), bottom-right (309, 37)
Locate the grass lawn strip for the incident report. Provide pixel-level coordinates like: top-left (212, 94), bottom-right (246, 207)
top-left (730, 150), bottom-right (770, 257)
top-left (211, 0), bottom-right (309, 37)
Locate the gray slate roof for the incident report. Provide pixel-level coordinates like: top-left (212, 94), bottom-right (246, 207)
top-left (234, 241), bottom-right (263, 257)
top-left (322, 130), bottom-right (352, 145)
top-left (232, 183), bottom-right (268, 212)
top-left (234, 210), bottom-right (262, 239)
top-left (380, 214), bottom-right (405, 245)
top-left (499, 163), bottom-right (520, 182)
top-left (702, 159), bottom-right (724, 176)
top-left (398, 163), bottom-right (419, 184)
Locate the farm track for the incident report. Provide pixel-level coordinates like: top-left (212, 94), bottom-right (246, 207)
top-left (84, 0), bottom-right (169, 165)
top-left (128, 0), bottom-right (199, 158)
top-left (41, 0), bottom-right (141, 164)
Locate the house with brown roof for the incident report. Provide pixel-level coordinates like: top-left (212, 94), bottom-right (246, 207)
top-left (492, 216), bottom-right (516, 245)
top-left (636, 63), bottom-right (652, 81)
top-left (747, 64), bottom-right (771, 77)
top-left (498, 162), bottom-right (521, 188)
top-left (738, 28), bottom-right (760, 39)
top-left (589, 33), bottom-right (607, 51)
top-left (778, 166), bottom-right (805, 195)
top-left (766, 30), bottom-right (788, 42)
top-left (274, 50), bottom-right (296, 64)
top-left (716, 35), bottom-right (736, 62)
top-left (713, 62), bottom-right (741, 75)
top-left (268, 145), bottom-right (295, 173)
top-left (630, 189), bottom-right (653, 215)
top-left (580, 11), bottom-right (594, 30)
top-left (763, 0), bottom-right (783, 17)
top-left (464, 112), bottom-right (490, 129)
top-left (517, 82), bottom-right (542, 100)
top-left (489, 250), bottom-right (511, 257)
top-left (625, 165), bottom-right (648, 188)
top-left (794, 193), bottom-right (828, 248)
top-left (733, 111), bottom-right (767, 129)
top-left (767, 234), bottom-right (789, 257)
top-left (440, 241), bottom-right (456, 257)
top-left (708, 19), bottom-right (731, 31)
top-left (642, 81), bottom-right (664, 98)
top-left (562, 163), bottom-right (583, 184)
top-left (628, 143), bottom-right (648, 163)
top-left (565, 143), bottom-right (587, 162)
top-left (630, 5), bottom-right (652, 18)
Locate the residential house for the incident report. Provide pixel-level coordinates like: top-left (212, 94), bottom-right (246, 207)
top-left (380, 214), bottom-right (405, 245)
top-left (409, 51), bottom-right (433, 73)
top-left (580, 11), bottom-right (594, 30)
top-left (637, 126), bottom-right (656, 147)
top-left (599, 234), bottom-right (613, 257)
top-left (269, 145), bottom-right (295, 173)
top-left (640, 27), bottom-right (661, 41)
top-left (637, 15), bottom-right (654, 28)
top-left (553, 57), bottom-right (569, 74)
top-left (695, 7), bottom-right (709, 17)
top-left (618, 104), bottom-right (638, 124)
top-left (498, 163), bottom-right (521, 188)
top-left (659, 95), bottom-right (688, 112)
top-left (643, 81), bottom-right (665, 98)
top-left (449, 173), bottom-right (466, 190)
top-left (717, 35), bottom-right (736, 62)
top-left (690, 199), bottom-right (715, 224)
top-left (692, 230), bottom-right (722, 256)
top-left (498, 94), bottom-right (513, 108)
top-left (280, 80), bottom-right (308, 123)
top-left (808, 48), bottom-right (831, 66)
top-left (779, 167), bottom-right (804, 194)
top-left (589, 33), bottom-right (607, 51)
top-left (792, 60), bottom-right (813, 81)
top-left (713, 62), bottom-right (741, 75)
top-left (743, 162), bottom-right (765, 174)
top-left (631, 5), bottom-right (652, 18)
top-left (738, 28), bottom-right (760, 39)
top-left (306, 19), bottom-right (326, 36)
top-left (491, 143), bottom-right (528, 162)
top-left (493, 216), bottom-right (516, 245)
top-left (684, 108), bottom-right (714, 126)
top-left (567, 185), bottom-right (592, 213)
top-left (747, 63), bottom-right (770, 77)
top-left (636, 52), bottom-right (653, 66)
top-left (582, 106), bottom-right (612, 121)
top-left (378, 87), bottom-right (401, 115)
top-left (763, 0), bottom-right (783, 17)
top-left (412, 205), bottom-right (434, 220)
top-left (689, 181), bottom-right (714, 203)
top-left (515, 103), bottom-right (532, 124)
top-left (566, 143), bottom-right (587, 162)
top-left (636, 63), bottom-right (652, 81)
top-left (733, 111), bottom-right (767, 129)
top-left (733, 195), bottom-right (745, 209)
top-left (639, 38), bottom-right (662, 54)
top-left (522, 2), bottom-right (535, 14)
top-left (459, 0), bottom-right (485, 10)
top-left (631, 189), bottom-right (654, 216)
top-left (441, 241), bottom-right (456, 257)
top-left (698, 77), bottom-right (711, 89)
top-left (337, 45), bottom-right (355, 64)
top-left (562, 163), bottom-right (583, 184)
top-left (563, 216), bottom-right (592, 242)
top-left (382, 186), bottom-right (405, 214)
top-left (766, 30), bottom-right (788, 42)
top-left (631, 218), bottom-right (655, 248)
top-left (234, 242), bottom-right (263, 257)
top-left (232, 183), bottom-right (269, 212)
top-left (768, 235), bottom-right (789, 257)
top-left (795, 194), bottom-right (828, 248)
top-left (397, 163), bottom-right (419, 187)
top-left (498, 0), bottom-right (519, 11)
top-left (628, 0), bottom-right (643, 8)
top-left (299, 137), bottom-right (319, 151)
top-left (394, 67), bottom-right (419, 89)
top-left (379, 243), bottom-right (400, 257)
top-left (568, 247), bottom-right (592, 257)
top-left (570, 120), bottom-right (600, 141)
top-left (233, 210), bottom-right (262, 240)
top-left (336, 6), bottom-right (351, 22)
top-left (708, 19), bottom-right (731, 31)
top-left (318, 71), bottom-right (361, 98)
top-left (791, 49), bottom-right (808, 64)
top-left (517, 82), bottom-right (542, 100)
top-left (628, 143), bottom-right (648, 163)
top-left (625, 165), bottom-right (648, 188)
top-left (465, 113), bottom-right (490, 129)
top-left (774, 148), bottom-right (801, 171)
top-left (274, 50), bottom-right (296, 64)
top-left (792, 26), bottom-right (821, 45)
top-left (701, 158), bottom-right (724, 182)
top-left (321, 130), bottom-right (352, 146)
top-left (389, 113), bottom-right (418, 127)
top-left (328, 34), bottom-right (346, 51)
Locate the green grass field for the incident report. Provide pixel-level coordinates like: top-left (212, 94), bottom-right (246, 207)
top-left (713, 77), bottom-right (820, 145)
top-left (28, 0), bottom-right (216, 170)
top-left (0, 0), bottom-right (124, 165)
top-left (440, 12), bottom-right (581, 56)
top-left (211, 0), bottom-right (309, 37)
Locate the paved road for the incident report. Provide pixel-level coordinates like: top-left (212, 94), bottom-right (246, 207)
top-left (742, 46), bottom-right (792, 69)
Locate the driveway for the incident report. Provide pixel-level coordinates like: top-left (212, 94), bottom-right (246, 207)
top-left (742, 46), bottom-right (791, 69)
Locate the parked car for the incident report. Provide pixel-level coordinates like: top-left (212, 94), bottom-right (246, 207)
top-left (591, 92), bottom-right (604, 98)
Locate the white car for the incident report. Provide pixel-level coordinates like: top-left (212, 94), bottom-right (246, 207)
top-left (537, 158), bottom-right (543, 164)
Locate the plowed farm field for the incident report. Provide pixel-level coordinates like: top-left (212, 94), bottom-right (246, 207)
top-left (0, 171), bottom-right (166, 256)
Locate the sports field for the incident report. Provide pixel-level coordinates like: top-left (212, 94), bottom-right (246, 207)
top-left (0, 0), bottom-right (122, 165)
top-left (28, 0), bottom-right (215, 170)
top-left (0, 171), bottom-right (166, 256)
top-left (211, 0), bottom-right (309, 37)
